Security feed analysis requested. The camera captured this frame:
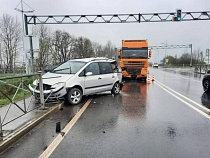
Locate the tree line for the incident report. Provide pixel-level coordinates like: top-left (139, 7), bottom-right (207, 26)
top-left (0, 14), bottom-right (117, 73)
top-left (163, 48), bottom-right (206, 66)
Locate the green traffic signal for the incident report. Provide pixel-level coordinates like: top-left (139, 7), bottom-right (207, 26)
top-left (177, 9), bottom-right (182, 21)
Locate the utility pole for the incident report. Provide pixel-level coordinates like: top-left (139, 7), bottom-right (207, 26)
top-left (15, 0), bottom-right (34, 74)
top-left (29, 35), bottom-right (34, 73)
top-left (206, 49), bottom-right (209, 65)
top-left (162, 41), bottom-right (167, 64)
top-left (190, 44), bottom-right (193, 67)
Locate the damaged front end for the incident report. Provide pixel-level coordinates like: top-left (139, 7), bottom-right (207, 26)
top-left (29, 80), bottom-right (67, 103)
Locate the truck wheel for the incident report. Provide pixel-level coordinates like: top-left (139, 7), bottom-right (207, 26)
top-left (65, 88), bottom-right (82, 105)
top-left (111, 82), bottom-right (120, 95)
top-left (142, 77), bottom-right (147, 82)
top-left (203, 79), bottom-right (210, 93)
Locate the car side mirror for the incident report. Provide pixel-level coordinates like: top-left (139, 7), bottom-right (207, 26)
top-left (85, 72), bottom-right (93, 76)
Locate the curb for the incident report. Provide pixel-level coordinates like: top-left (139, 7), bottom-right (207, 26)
top-left (0, 103), bottom-right (63, 153)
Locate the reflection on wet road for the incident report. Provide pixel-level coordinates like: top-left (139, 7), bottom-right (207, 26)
top-left (121, 80), bottom-right (147, 119)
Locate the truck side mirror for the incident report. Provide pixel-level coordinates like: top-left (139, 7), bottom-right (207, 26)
top-left (149, 50), bottom-right (152, 58)
top-left (118, 50), bottom-right (122, 59)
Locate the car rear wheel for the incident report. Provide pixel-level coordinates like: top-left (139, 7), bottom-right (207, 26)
top-left (66, 88), bottom-right (82, 105)
top-left (111, 82), bottom-right (120, 95)
top-left (203, 79), bottom-right (210, 93)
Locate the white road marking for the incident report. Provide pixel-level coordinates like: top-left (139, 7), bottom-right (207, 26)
top-left (155, 81), bottom-right (210, 120)
top-left (39, 98), bottom-right (92, 158)
top-left (156, 80), bottom-right (210, 113)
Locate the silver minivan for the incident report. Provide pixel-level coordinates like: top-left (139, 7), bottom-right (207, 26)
top-left (29, 58), bottom-right (123, 105)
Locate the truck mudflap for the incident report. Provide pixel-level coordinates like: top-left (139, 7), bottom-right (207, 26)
top-left (120, 82), bottom-right (124, 90)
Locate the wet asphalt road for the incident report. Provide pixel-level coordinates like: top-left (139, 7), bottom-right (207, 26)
top-left (2, 67), bottom-right (210, 158)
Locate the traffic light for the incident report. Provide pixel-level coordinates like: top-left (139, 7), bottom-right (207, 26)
top-left (176, 9), bottom-right (182, 21)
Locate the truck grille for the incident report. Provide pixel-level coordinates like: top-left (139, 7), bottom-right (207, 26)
top-left (127, 68), bottom-right (141, 75)
top-left (123, 61), bottom-right (145, 67)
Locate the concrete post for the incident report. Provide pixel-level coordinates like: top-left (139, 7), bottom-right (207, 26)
top-left (38, 72), bottom-right (45, 109)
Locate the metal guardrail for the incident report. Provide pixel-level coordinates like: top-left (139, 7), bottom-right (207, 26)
top-left (0, 68), bottom-right (26, 74)
top-left (0, 73), bottom-right (44, 140)
top-left (194, 64), bottom-right (210, 74)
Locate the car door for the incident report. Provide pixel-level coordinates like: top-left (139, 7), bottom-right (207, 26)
top-left (98, 62), bottom-right (115, 91)
top-left (84, 62), bottom-right (102, 94)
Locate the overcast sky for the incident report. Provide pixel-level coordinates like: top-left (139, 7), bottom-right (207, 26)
top-left (1, 0), bottom-right (210, 62)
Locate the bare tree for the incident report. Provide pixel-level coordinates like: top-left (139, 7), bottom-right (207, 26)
top-left (0, 14), bottom-right (21, 73)
top-left (103, 41), bottom-right (116, 59)
top-left (74, 37), bottom-right (94, 58)
top-left (50, 30), bottom-right (75, 64)
top-left (193, 48), bottom-right (202, 64)
top-left (33, 25), bottom-right (52, 70)
top-left (92, 42), bottom-right (104, 57)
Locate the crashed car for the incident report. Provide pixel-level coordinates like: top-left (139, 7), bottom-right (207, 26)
top-left (29, 57), bottom-right (123, 105)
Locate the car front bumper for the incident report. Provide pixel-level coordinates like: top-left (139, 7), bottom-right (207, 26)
top-left (29, 84), bottom-right (67, 100)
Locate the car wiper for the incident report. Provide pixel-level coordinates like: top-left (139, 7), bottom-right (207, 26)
top-left (52, 67), bottom-right (71, 72)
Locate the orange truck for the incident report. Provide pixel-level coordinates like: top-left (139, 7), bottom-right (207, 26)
top-left (118, 40), bottom-right (152, 80)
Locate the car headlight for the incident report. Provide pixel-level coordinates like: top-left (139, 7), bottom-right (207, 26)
top-left (51, 82), bottom-right (65, 89)
top-left (33, 79), bottom-right (38, 86)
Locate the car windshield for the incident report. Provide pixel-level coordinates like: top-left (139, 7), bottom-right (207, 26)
top-left (122, 48), bottom-right (148, 58)
top-left (52, 61), bottom-right (87, 74)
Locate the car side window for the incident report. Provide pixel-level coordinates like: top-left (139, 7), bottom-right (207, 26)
top-left (99, 62), bottom-right (113, 74)
top-left (85, 63), bottom-right (100, 75)
top-left (79, 70), bottom-right (85, 77)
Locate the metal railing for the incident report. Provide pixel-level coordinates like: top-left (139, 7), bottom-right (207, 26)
top-left (0, 73), bottom-right (44, 140)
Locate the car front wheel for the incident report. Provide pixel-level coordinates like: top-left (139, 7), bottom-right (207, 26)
top-left (203, 79), bottom-right (210, 93)
top-left (66, 88), bottom-right (82, 105)
top-left (111, 82), bottom-right (120, 95)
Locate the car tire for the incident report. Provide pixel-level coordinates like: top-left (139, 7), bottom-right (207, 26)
top-left (111, 82), bottom-right (120, 95)
top-left (203, 79), bottom-right (210, 93)
top-left (65, 88), bottom-right (82, 105)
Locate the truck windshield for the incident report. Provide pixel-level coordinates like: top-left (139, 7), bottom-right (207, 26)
top-left (52, 61), bottom-right (86, 74)
top-left (122, 48), bottom-right (148, 58)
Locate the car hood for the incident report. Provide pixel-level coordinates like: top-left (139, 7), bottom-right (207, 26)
top-left (41, 72), bottom-right (74, 85)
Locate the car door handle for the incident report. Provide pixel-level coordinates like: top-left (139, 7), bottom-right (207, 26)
top-left (98, 77), bottom-right (102, 79)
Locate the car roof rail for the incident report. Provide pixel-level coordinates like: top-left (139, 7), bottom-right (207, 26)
top-left (90, 57), bottom-right (109, 61)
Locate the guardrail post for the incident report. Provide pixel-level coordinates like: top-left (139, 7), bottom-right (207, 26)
top-left (200, 65), bottom-right (202, 74)
top-left (38, 72), bottom-right (45, 109)
top-left (0, 115), bottom-right (3, 142)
